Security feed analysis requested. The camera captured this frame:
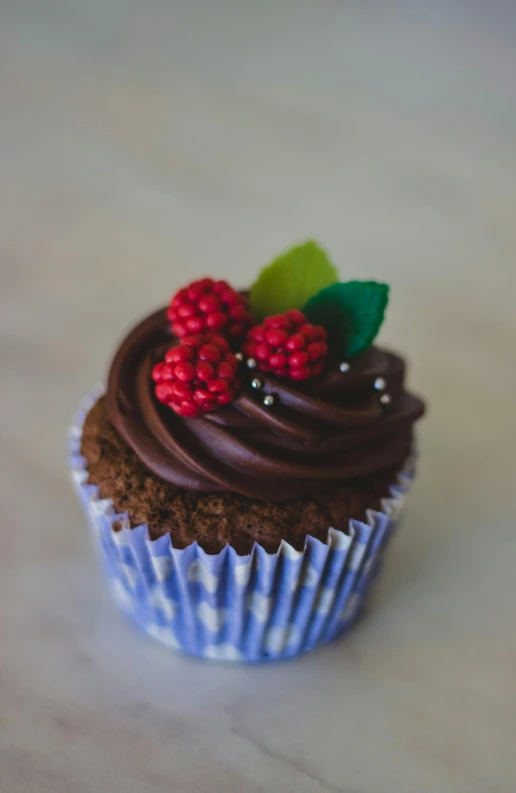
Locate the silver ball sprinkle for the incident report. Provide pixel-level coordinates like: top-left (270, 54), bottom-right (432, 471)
top-left (251, 378), bottom-right (263, 389)
top-left (339, 362), bottom-right (350, 373)
top-left (246, 357), bottom-right (257, 369)
top-left (263, 395), bottom-right (275, 407)
top-left (235, 352), bottom-right (244, 361)
top-left (374, 377), bottom-right (387, 391)
top-left (380, 393), bottom-right (392, 405)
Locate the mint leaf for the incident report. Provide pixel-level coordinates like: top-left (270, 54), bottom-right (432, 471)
top-left (304, 281), bottom-right (389, 359)
top-left (249, 240), bottom-right (338, 320)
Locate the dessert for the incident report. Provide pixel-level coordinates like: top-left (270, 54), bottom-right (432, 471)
top-left (70, 241), bottom-right (425, 661)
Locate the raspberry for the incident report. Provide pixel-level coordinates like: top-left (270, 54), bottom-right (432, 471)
top-left (167, 278), bottom-right (254, 343)
top-left (243, 310), bottom-right (327, 380)
top-left (152, 333), bottom-right (241, 417)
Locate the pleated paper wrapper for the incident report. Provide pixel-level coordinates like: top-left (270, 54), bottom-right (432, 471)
top-left (69, 386), bottom-right (415, 663)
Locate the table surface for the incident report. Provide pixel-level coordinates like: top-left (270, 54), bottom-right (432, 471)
top-left (1, 2), bottom-right (515, 791)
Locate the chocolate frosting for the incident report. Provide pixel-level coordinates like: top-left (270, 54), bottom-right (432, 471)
top-left (107, 307), bottom-right (425, 501)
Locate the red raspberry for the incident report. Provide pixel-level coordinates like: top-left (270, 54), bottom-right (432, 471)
top-left (152, 333), bottom-right (241, 417)
top-left (243, 310), bottom-right (327, 381)
top-left (167, 278), bottom-right (254, 342)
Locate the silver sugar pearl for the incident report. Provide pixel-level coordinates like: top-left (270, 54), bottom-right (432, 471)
top-left (251, 378), bottom-right (263, 389)
top-left (380, 393), bottom-right (392, 405)
top-left (263, 395), bottom-right (275, 407)
top-left (235, 352), bottom-right (244, 361)
top-left (374, 377), bottom-right (387, 391)
top-left (246, 357), bottom-right (257, 369)
top-left (339, 362), bottom-right (350, 373)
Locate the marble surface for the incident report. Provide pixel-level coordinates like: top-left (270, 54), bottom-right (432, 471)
top-left (1, 1), bottom-right (516, 791)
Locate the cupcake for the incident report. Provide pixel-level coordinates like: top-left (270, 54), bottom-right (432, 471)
top-left (70, 241), bottom-right (425, 662)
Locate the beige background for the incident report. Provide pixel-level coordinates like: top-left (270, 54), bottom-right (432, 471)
top-left (1, 2), bottom-right (516, 792)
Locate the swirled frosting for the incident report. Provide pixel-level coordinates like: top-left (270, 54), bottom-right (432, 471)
top-left (106, 307), bottom-right (425, 501)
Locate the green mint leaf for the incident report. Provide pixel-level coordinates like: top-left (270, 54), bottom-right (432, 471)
top-left (249, 240), bottom-right (338, 320)
top-left (304, 280), bottom-right (389, 359)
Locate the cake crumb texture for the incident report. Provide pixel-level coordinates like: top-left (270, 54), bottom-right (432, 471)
top-left (80, 397), bottom-right (402, 554)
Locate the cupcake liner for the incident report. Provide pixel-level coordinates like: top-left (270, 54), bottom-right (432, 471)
top-left (69, 386), bottom-right (415, 662)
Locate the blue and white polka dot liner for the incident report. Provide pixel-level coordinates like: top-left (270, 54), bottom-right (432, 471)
top-left (69, 386), bottom-right (415, 663)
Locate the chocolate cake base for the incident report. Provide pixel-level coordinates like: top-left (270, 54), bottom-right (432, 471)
top-left (81, 397), bottom-right (404, 555)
